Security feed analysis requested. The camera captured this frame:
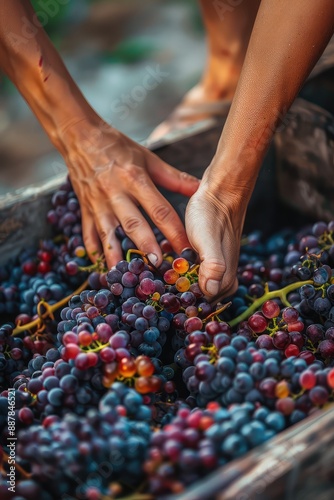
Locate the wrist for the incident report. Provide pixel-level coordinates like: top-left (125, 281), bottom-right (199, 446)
top-left (202, 153), bottom-right (258, 208)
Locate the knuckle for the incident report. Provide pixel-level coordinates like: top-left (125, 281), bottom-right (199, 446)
top-left (98, 227), bottom-right (109, 243)
top-left (202, 259), bottom-right (227, 275)
top-left (180, 171), bottom-right (197, 182)
top-left (151, 204), bottom-right (172, 224)
top-left (122, 216), bottom-right (142, 234)
top-left (121, 163), bottom-right (146, 187)
top-left (169, 228), bottom-right (187, 248)
top-left (137, 238), bottom-right (156, 254)
top-left (83, 237), bottom-right (97, 258)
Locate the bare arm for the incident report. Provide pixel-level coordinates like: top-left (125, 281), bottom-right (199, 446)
top-left (0, 0), bottom-right (199, 266)
top-left (186, 0), bottom-right (334, 297)
top-left (0, 0), bottom-right (96, 154)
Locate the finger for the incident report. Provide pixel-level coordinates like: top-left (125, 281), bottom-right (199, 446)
top-left (81, 206), bottom-right (103, 264)
top-left (146, 154), bottom-right (200, 197)
top-left (93, 210), bottom-right (123, 269)
top-left (133, 179), bottom-right (191, 254)
top-left (111, 195), bottom-right (163, 266)
top-left (186, 208), bottom-right (227, 298)
top-left (197, 236), bottom-right (238, 298)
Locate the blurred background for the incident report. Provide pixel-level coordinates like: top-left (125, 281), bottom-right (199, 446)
top-left (0, 0), bottom-right (205, 195)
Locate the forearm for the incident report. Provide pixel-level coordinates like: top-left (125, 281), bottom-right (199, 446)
top-left (210, 0), bottom-right (334, 200)
top-left (0, 0), bottom-right (100, 155)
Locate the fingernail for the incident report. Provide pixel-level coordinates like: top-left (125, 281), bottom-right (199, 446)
top-left (206, 279), bottom-right (221, 296)
top-left (147, 253), bottom-right (158, 266)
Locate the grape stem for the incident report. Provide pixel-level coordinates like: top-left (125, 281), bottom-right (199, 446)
top-left (188, 264), bottom-right (200, 275)
top-left (126, 249), bottom-right (162, 275)
top-left (203, 301), bottom-right (232, 323)
top-left (78, 254), bottom-right (107, 273)
top-left (126, 249), bottom-right (148, 263)
top-left (81, 340), bottom-right (110, 353)
top-left (12, 279), bottom-right (89, 336)
top-left (229, 280), bottom-right (313, 327)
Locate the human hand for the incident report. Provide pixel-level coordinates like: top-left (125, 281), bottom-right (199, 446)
top-left (59, 119), bottom-right (200, 268)
top-left (186, 165), bottom-right (251, 299)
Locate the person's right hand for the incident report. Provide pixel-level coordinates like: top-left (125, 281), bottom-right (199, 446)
top-left (59, 119), bottom-right (200, 268)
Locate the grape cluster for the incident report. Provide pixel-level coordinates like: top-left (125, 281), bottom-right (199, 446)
top-left (14, 403), bottom-right (151, 499)
top-left (145, 401), bottom-right (287, 496)
top-left (2, 181), bottom-right (334, 499)
top-left (0, 242), bottom-right (72, 320)
top-left (0, 179), bottom-right (91, 322)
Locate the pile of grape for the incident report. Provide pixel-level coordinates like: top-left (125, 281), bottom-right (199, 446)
top-left (1, 178), bottom-right (334, 500)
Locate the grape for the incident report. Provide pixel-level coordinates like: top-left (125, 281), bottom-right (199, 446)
top-left (140, 278), bottom-right (156, 295)
top-left (306, 324), bottom-right (324, 345)
top-left (272, 330), bottom-right (291, 350)
top-left (255, 335), bottom-right (274, 350)
top-left (313, 297), bottom-right (331, 316)
top-left (248, 314), bottom-right (267, 333)
top-left (164, 269), bottom-right (179, 284)
top-left (262, 300), bottom-right (280, 319)
top-left (309, 386), bottom-right (329, 405)
top-left (122, 271), bottom-right (139, 288)
top-left (18, 407), bottom-right (34, 424)
top-left (233, 373), bottom-right (254, 393)
top-left (128, 258), bottom-right (146, 275)
top-left (276, 397), bottom-right (295, 415)
top-left (172, 257), bottom-right (189, 274)
top-left (110, 282), bottom-right (123, 296)
top-left (175, 276), bottom-right (191, 292)
top-left (326, 284), bottom-right (334, 302)
top-left (298, 351), bottom-right (315, 364)
top-left (265, 412), bottom-right (285, 431)
top-left (184, 317), bottom-right (203, 333)
top-left (259, 378), bottom-right (277, 398)
top-left (107, 268), bottom-right (122, 284)
top-left (300, 284), bottom-right (315, 300)
top-left (327, 369), bottom-right (334, 388)
top-left (313, 267), bottom-right (329, 285)
top-left (299, 370), bottom-right (316, 389)
top-left (289, 331), bottom-right (304, 349)
top-left (318, 339), bottom-right (334, 358)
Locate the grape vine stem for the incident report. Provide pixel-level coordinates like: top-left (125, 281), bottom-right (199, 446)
top-left (12, 279), bottom-right (89, 336)
top-left (229, 280), bottom-right (313, 327)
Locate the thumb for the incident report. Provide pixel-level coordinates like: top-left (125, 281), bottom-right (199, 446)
top-left (196, 237), bottom-right (238, 298)
top-left (196, 241), bottom-right (227, 298)
top-left (186, 193), bottom-right (240, 298)
top-left (186, 204), bottom-right (226, 298)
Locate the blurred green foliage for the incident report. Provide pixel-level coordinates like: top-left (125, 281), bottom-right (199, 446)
top-left (30, 0), bottom-right (69, 35)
